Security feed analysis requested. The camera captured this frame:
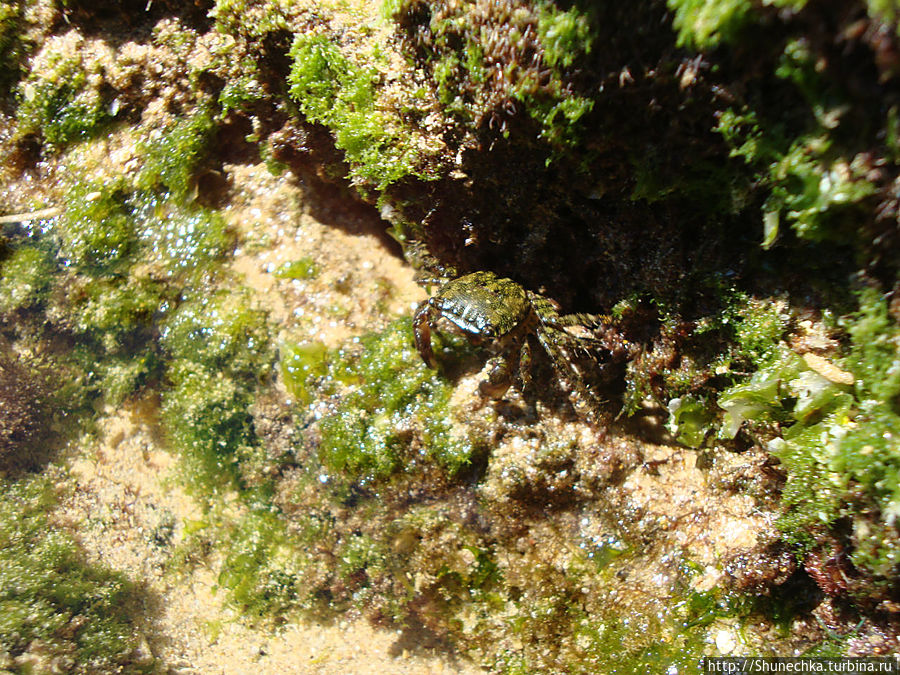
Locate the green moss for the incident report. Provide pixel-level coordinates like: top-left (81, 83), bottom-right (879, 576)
top-left (217, 509), bottom-right (309, 618)
top-left (407, 0), bottom-right (595, 149)
top-left (307, 319), bottom-right (480, 480)
top-left (527, 93), bottom-right (594, 147)
top-left (273, 257), bottom-right (319, 280)
top-left (137, 110), bottom-right (217, 201)
top-left (161, 291), bottom-right (273, 493)
top-left (15, 48), bottom-right (111, 149)
top-left (716, 289), bottom-right (900, 586)
top-left (0, 0), bottom-right (27, 92)
top-left (0, 476), bottom-right (149, 672)
top-left (667, 0), bottom-right (757, 49)
top-left (279, 340), bottom-right (327, 406)
top-left (535, 3), bottom-right (593, 69)
top-left (288, 34), bottom-right (426, 190)
top-left (668, 0), bottom-right (808, 49)
top-left (211, 0), bottom-right (290, 38)
top-left (0, 245), bottom-right (55, 312)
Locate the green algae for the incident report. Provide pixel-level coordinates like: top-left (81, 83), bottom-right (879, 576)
top-left (288, 34), bottom-right (429, 190)
top-left (765, 139), bottom-right (878, 247)
top-left (667, 292), bottom-right (794, 442)
top-left (60, 178), bottom-right (230, 281)
top-left (161, 290), bottom-right (271, 379)
top-left (655, 3), bottom-right (900, 603)
top-left (279, 340), bottom-right (327, 406)
top-left (309, 318), bottom-right (481, 480)
top-left (687, 4), bottom-right (885, 256)
top-left (162, 364), bottom-right (258, 491)
top-left (161, 290), bottom-right (274, 494)
top-left (60, 179), bottom-right (138, 274)
top-left (15, 45), bottom-right (111, 150)
top-left (3, 0), bottom-right (900, 665)
top-left (194, 321), bottom-right (484, 618)
top-left (273, 257), bottom-right (320, 280)
top-left (0, 0), bottom-right (28, 93)
top-left (0, 169), bottom-right (238, 423)
top-left (473, 546), bottom-right (775, 674)
top-left (180, 314), bottom-right (810, 671)
top-left (729, 296), bottom-right (791, 369)
top-left (216, 508), bottom-right (310, 618)
top-left (44, 180), bottom-right (234, 412)
top-left (0, 476), bottom-right (151, 673)
top-left (715, 288), bottom-right (900, 589)
top-left (0, 245), bottom-right (54, 313)
top-left (137, 111), bottom-right (218, 201)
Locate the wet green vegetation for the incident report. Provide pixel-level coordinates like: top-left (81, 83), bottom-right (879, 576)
top-left (287, 33), bottom-right (435, 190)
top-left (306, 319), bottom-right (482, 478)
top-left (0, 136), bottom-right (263, 665)
top-left (719, 289), bottom-right (900, 596)
top-left (273, 256), bottom-right (319, 281)
top-left (137, 111), bottom-right (218, 201)
top-left (161, 289), bottom-right (274, 494)
top-left (0, 476), bottom-right (150, 673)
top-left (11, 177), bottom-right (237, 415)
top-left (0, 1), bottom-right (27, 93)
top-left (660, 0), bottom-right (900, 611)
top-left (390, 0), bottom-right (597, 149)
top-left (15, 41), bottom-right (112, 150)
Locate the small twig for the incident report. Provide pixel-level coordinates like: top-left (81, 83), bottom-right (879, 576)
top-left (0, 207), bottom-right (63, 224)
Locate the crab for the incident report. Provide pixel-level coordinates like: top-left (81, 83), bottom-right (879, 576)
top-left (413, 271), bottom-right (610, 413)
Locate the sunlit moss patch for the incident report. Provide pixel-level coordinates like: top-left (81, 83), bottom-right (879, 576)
top-left (287, 319), bottom-right (481, 481)
top-left (0, 476), bottom-right (150, 673)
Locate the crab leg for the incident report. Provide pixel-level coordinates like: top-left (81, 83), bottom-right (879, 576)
top-left (535, 327), bottom-right (605, 415)
top-left (556, 312), bottom-right (610, 329)
top-left (413, 300), bottom-right (438, 368)
top-left (518, 338), bottom-right (533, 394)
top-left (479, 354), bottom-right (515, 399)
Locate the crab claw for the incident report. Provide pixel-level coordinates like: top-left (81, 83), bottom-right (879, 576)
top-left (413, 300), bottom-right (437, 368)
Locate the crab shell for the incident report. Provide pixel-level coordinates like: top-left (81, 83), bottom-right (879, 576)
top-left (413, 271), bottom-right (536, 369)
top-left (413, 271), bottom-right (611, 413)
